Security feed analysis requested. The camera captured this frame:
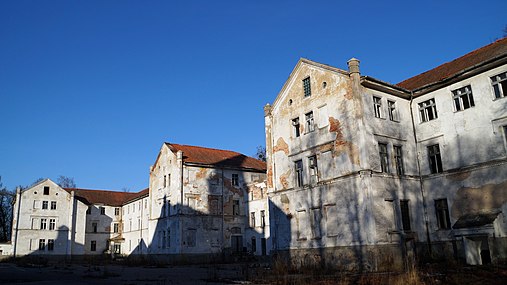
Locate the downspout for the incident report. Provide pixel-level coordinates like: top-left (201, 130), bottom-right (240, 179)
top-left (409, 91), bottom-right (432, 256)
top-left (177, 150), bottom-right (184, 255)
top-left (221, 167), bottom-right (225, 260)
top-left (13, 187), bottom-right (21, 257)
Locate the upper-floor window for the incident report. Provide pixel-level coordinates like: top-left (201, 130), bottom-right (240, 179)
top-left (303, 77), bottom-right (311, 97)
top-left (92, 222), bottom-right (97, 233)
top-left (39, 239), bottom-right (46, 250)
top-left (91, 240), bottom-right (97, 251)
top-left (250, 212), bottom-right (256, 227)
top-left (435, 199), bottom-right (451, 230)
top-left (378, 143), bottom-right (389, 173)
top-left (394, 145), bottom-right (404, 176)
top-left (51, 201), bottom-right (57, 210)
top-left (233, 200), bottom-right (240, 215)
top-left (388, 100), bottom-right (398, 121)
top-left (292, 118), bottom-right (300, 137)
top-left (305, 111), bottom-right (315, 133)
top-left (428, 144), bottom-right (443, 174)
top-left (491, 71), bottom-right (507, 99)
top-left (43, 186), bottom-right (49, 195)
top-left (42, 201), bottom-right (48, 210)
top-left (260, 210), bottom-right (266, 227)
top-left (47, 239), bottom-right (54, 251)
top-left (114, 207), bottom-right (120, 216)
top-left (308, 155), bottom-right (318, 183)
top-left (40, 218), bottom-right (47, 230)
top-left (400, 200), bottom-right (411, 232)
top-left (113, 223), bottom-right (119, 233)
top-left (295, 160), bottom-right (303, 187)
top-left (100, 206), bottom-right (105, 215)
top-left (232, 174), bottom-right (239, 186)
top-left (49, 219), bottom-right (56, 230)
top-left (86, 206), bottom-right (91, 215)
top-left (163, 175), bottom-right (167, 188)
top-left (373, 96), bottom-right (382, 118)
top-left (418, 98), bottom-right (438, 122)
top-left (452, 85), bottom-right (475, 111)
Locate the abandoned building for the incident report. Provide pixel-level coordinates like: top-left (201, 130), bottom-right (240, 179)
top-left (264, 37), bottom-right (507, 269)
top-left (7, 144), bottom-right (268, 260)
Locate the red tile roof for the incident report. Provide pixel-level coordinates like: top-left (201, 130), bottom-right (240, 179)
top-left (166, 143), bottom-right (266, 172)
top-left (397, 37), bottom-right (507, 90)
top-left (64, 188), bottom-right (148, 207)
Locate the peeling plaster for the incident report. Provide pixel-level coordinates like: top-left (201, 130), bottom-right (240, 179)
top-left (451, 180), bottom-right (507, 219)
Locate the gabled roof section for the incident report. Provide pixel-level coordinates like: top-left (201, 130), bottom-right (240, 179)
top-left (124, 188), bottom-right (149, 204)
top-left (64, 188), bottom-right (146, 207)
top-left (166, 143), bottom-right (266, 172)
top-left (397, 37), bottom-right (507, 91)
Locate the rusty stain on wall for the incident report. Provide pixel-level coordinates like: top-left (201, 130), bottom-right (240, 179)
top-left (273, 137), bottom-right (289, 155)
top-left (279, 169), bottom-right (291, 189)
top-left (446, 171), bottom-right (472, 181)
top-left (451, 180), bottom-right (507, 219)
top-left (267, 164), bottom-right (273, 188)
top-left (329, 116), bottom-right (360, 165)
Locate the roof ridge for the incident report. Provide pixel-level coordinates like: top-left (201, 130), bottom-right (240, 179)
top-left (166, 142), bottom-right (243, 155)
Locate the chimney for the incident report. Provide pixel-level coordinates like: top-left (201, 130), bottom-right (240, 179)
top-left (347, 58), bottom-right (360, 75)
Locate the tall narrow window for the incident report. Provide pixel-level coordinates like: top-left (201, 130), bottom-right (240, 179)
top-left (39, 239), bottom-right (46, 250)
top-left (428, 144), bottom-right (443, 173)
top-left (92, 222), bottom-right (97, 233)
top-left (303, 77), bottom-right (311, 97)
top-left (43, 186), bottom-right (49, 195)
top-left (251, 237), bottom-right (257, 253)
top-left (49, 219), bottom-right (56, 230)
top-left (305, 111), bottom-right (315, 133)
top-left (452, 85), bottom-right (475, 111)
top-left (42, 201), bottom-right (48, 210)
top-left (435, 199), bottom-right (451, 230)
top-left (400, 200), bottom-right (411, 231)
top-left (113, 223), bottom-right (119, 233)
top-left (232, 174), bottom-right (239, 186)
top-left (114, 207), bottom-right (120, 216)
top-left (250, 212), bottom-right (256, 227)
top-left (373, 96), bottom-right (382, 118)
top-left (394, 145), bottom-right (404, 175)
top-left (378, 143), bottom-right (389, 173)
top-left (100, 207), bottom-right (105, 215)
top-left (308, 155), bottom-right (318, 183)
top-left (295, 160), bottom-right (303, 187)
top-left (167, 174), bottom-right (171, 186)
top-left (163, 175), bottom-right (167, 188)
top-left (233, 200), bottom-right (240, 215)
top-left (47, 239), bottom-right (54, 251)
top-left (388, 100), bottom-right (397, 121)
top-left (419, 98), bottom-right (438, 122)
top-left (491, 72), bottom-right (507, 99)
top-left (292, 118), bottom-right (300, 137)
top-left (166, 229), bottom-right (171, 248)
top-left (86, 206), bottom-right (91, 215)
top-left (40, 218), bottom-right (47, 230)
top-left (260, 210), bottom-right (266, 228)
top-left (91, 240), bottom-right (96, 251)
top-left (50, 201), bottom-right (57, 210)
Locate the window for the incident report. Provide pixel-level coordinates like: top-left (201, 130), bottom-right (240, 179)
top-left (435, 199), bottom-right (451, 230)
top-left (388, 100), bottom-right (398, 121)
top-left (452, 85), bottom-right (475, 111)
top-left (49, 219), bottom-right (56, 230)
top-left (400, 200), bottom-right (411, 232)
top-left (232, 174), bottom-right (239, 186)
top-left (113, 244), bottom-right (121, 254)
top-left (114, 207), bottom-right (120, 216)
top-left (100, 207), bottom-right (105, 215)
top-left (39, 239), bottom-right (46, 250)
top-left (295, 160), bottom-right (303, 187)
top-left (167, 174), bottom-right (171, 186)
top-left (40, 218), bottom-right (47, 230)
top-left (428, 144), bottom-right (443, 174)
top-left (251, 237), bottom-right (257, 253)
top-left (166, 229), bottom-right (171, 248)
top-left (233, 200), bottom-right (240, 215)
top-left (50, 201), bottom-right (57, 210)
top-left (92, 222), bottom-right (97, 233)
top-left (378, 143), bottom-right (389, 173)
top-left (90, 240), bottom-right (96, 251)
top-left (308, 155), bottom-right (318, 183)
top-left (394, 145), bottom-right (404, 175)
top-left (296, 210), bottom-right (307, 240)
top-left (163, 175), bottom-right (167, 188)
top-left (43, 186), bottom-right (49, 195)
top-left (42, 201), bottom-right (48, 210)
top-left (292, 117), bottom-right (301, 137)
top-left (419, 98), bottom-right (438, 122)
top-left (86, 206), bottom-right (91, 215)
top-left (373, 96), bottom-right (382, 118)
top-left (250, 212), bottom-right (256, 227)
top-left (303, 77), bottom-right (311, 97)
top-left (113, 223), bottom-right (119, 233)
top-left (305, 111), bottom-right (315, 133)
top-left (491, 71), bottom-right (507, 99)
top-left (260, 210), bottom-right (266, 228)
top-left (186, 229), bottom-right (196, 247)
top-left (311, 208), bottom-right (322, 238)
top-left (47, 239), bottom-right (54, 251)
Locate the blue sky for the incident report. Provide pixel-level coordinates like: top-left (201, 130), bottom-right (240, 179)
top-left (1, 0), bottom-right (505, 191)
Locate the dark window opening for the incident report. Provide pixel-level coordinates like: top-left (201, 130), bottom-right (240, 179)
top-left (43, 186), bottom-right (49, 195)
top-left (379, 143), bottom-right (389, 173)
top-left (292, 118), bottom-right (300, 137)
top-left (400, 200), bottom-right (411, 232)
top-left (435, 199), bottom-right (451, 229)
top-left (303, 77), bottom-right (311, 97)
top-left (428, 144), bottom-right (443, 174)
top-left (295, 160), bottom-right (303, 187)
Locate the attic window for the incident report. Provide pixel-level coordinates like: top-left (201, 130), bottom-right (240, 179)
top-left (43, 186), bottom-right (49, 195)
top-left (303, 77), bottom-right (311, 97)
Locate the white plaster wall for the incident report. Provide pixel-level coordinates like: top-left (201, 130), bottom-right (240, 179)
top-left (121, 196), bottom-right (149, 255)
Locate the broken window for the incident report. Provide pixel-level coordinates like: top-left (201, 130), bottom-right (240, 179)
top-left (43, 186), bottom-right (49, 195)
top-left (303, 77), bottom-right (311, 97)
top-left (250, 212), bottom-right (256, 227)
top-left (232, 173), bottom-right (239, 186)
top-left (39, 239), bottom-right (46, 250)
top-left (51, 201), bottom-right (57, 210)
top-left (47, 239), bottom-right (54, 251)
top-left (91, 240), bottom-right (96, 251)
top-left (40, 218), bottom-right (47, 230)
top-left (113, 223), bottom-right (119, 233)
top-left (49, 219), bottom-right (55, 230)
top-left (308, 155), bottom-right (318, 183)
top-left (452, 85), bottom-right (475, 111)
top-left (419, 98), bottom-right (438, 122)
top-left (260, 210), bottom-right (266, 228)
top-left (428, 144), bottom-right (443, 174)
top-left (42, 201), bottom-right (48, 210)
top-left (388, 100), bottom-right (398, 121)
top-left (233, 200), bottom-right (240, 215)
top-left (292, 117), bottom-right (301, 137)
top-left (100, 206), bottom-right (105, 215)
top-left (378, 143), bottom-right (389, 173)
top-left (435, 199), bottom-right (451, 230)
top-left (373, 96), bottom-right (382, 118)
top-left (305, 111), bottom-right (315, 133)
top-left (295, 160), bottom-right (303, 187)
top-left (491, 71), bottom-right (507, 99)
top-left (311, 208), bottom-right (322, 238)
top-left (400, 200), bottom-right (411, 232)
top-left (394, 145), bottom-right (404, 176)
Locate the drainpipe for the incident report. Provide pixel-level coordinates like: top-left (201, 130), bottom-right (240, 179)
top-left (409, 91), bottom-right (432, 256)
top-left (221, 168), bottom-right (225, 260)
top-left (177, 150), bottom-right (184, 254)
top-left (13, 187), bottom-right (21, 257)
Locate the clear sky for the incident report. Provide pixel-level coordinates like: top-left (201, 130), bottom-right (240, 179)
top-left (1, 0), bottom-right (506, 191)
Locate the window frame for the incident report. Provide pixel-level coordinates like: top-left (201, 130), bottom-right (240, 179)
top-left (232, 200), bottom-right (240, 216)
top-left (305, 111), bottom-right (315, 133)
top-left (42, 201), bottom-right (48, 210)
top-left (250, 212), bottom-right (256, 228)
top-left (399, 200), bottom-right (411, 232)
top-left (100, 206), bottom-right (105, 215)
top-left (418, 98), bottom-right (438, 123)
top-left (40, 218), bottom-right (47, 230)
top-left (378, 143), bottom-right (389, 173)
top-left (428, 144), bottom-right (443, 174)
top-left (39, 239), bottom-right (46, 251)
top-left (434, 199), bottom-right (451, 230)
top-left (303, 77), bottom-right (311, 97)
top-left (387, 100), bottom-right (398, 121)
top-left (373, 96), bottom-right (382, 118)
top-left (452, 85), bottom-right (475, 111)
top-left (491, 71), bottom-right (507, 99)
top-left (308, 155), bottom-right (318, 183)
top-left (91, 240), bottom-right (97, 251)
top-left (295, 160), bottom-right (304, 187)
top-left (50, 201), bottom-right (57, 210)
top-left (43, 186), bottom-right (49, 195)
top-left (49, 218), bottom-right (56, 230)
top-left (292, 117), bottom-right (301, 138)
top-left (232, 173), bottom-right (239, 186)
top-left (47, 239), bottom-right (54, 251)
top-left (393, 145), bottom-right (404, 176)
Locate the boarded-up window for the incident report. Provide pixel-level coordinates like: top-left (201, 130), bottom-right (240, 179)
top-left (319, 151), bottom-right (333, 180)
top-left (325, 205), bottom-right (338, 236)
top-left (311, 208), bottom-right (322, 238)
top-left (297, 210), bottom-right (308, 240)
top-left (33, 200), bottom-right (40, 209)
top-left (317, 105), bottom-right (329, 128)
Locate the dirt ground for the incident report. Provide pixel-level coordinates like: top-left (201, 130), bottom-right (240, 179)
top-left (0, 261), bottom-right (506, 285)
